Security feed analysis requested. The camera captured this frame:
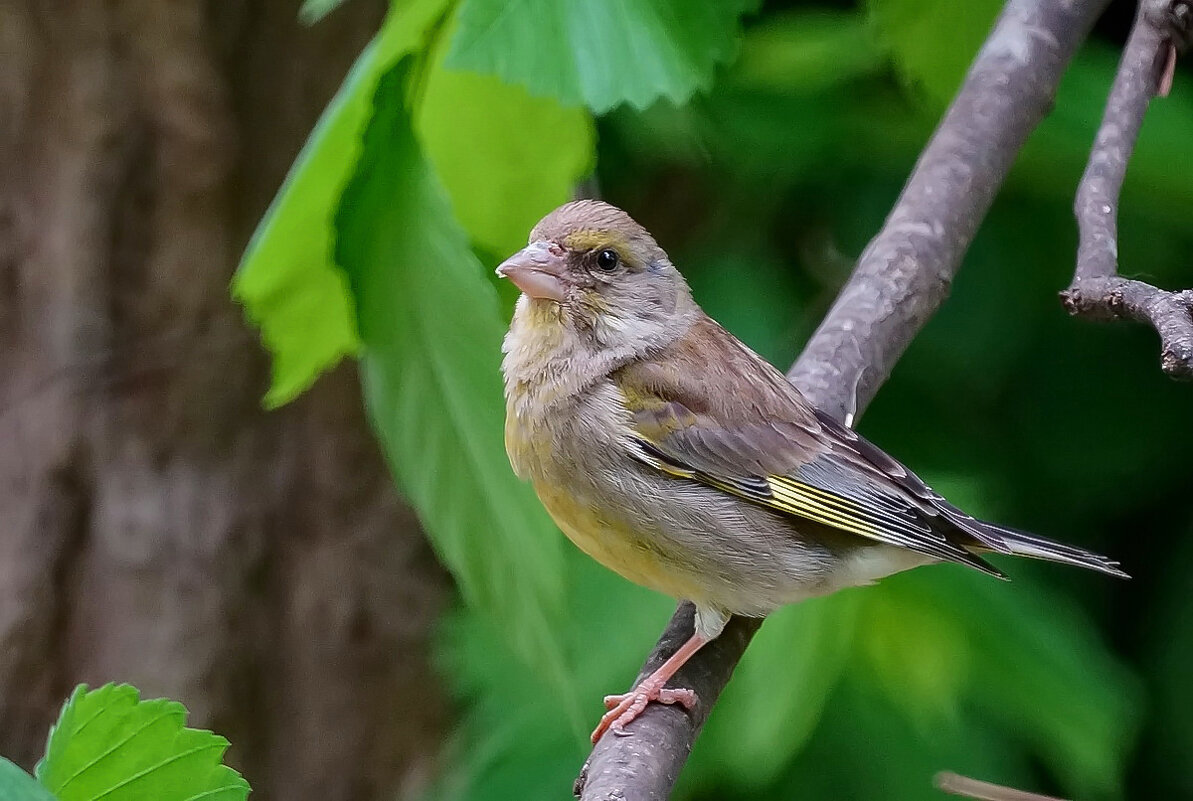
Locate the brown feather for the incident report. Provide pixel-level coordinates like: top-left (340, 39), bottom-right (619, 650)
top-left (613, 313), bottom-right (1008, 576)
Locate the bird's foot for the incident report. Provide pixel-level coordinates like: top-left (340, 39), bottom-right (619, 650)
top-left (590, 680), bottom-right (698, 743)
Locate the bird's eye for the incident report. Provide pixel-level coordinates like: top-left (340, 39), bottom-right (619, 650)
top-left (595, 249), bottom-right (620, 272)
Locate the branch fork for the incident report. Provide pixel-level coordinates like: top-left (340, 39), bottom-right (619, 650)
top-left (1063, 0), bottom-right (1193, 380)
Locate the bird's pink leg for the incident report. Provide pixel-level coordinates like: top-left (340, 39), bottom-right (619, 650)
top-left (590, 632), bottom-right (708, 743)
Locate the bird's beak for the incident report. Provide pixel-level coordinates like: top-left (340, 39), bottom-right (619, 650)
top-left (495, 241), bottom-right (567, 302)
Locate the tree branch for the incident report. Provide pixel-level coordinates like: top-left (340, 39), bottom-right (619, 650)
top-left (935, 771), bottom-right (1067, 801)
top-left (575, 1), bottom-right (1110, 798)
top-left (1061, 0), bottom-right (1193, 380)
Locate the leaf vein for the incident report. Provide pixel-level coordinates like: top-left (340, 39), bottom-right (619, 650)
top-left (54, 707), bottom-right (178, 792)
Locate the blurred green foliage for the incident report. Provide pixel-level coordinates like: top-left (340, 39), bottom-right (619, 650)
top-left (236, 0), bottom-right (1193, 798)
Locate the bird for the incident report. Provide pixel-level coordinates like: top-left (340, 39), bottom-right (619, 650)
top-left (495, 199), bottom-right (1126, 744)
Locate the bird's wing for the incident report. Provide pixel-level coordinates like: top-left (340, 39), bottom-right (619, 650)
top-left (613, 317), bottom-right (1006, 576)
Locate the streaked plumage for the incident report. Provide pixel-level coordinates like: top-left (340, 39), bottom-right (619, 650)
top-left (497, 200), bottom-right (1126, 741)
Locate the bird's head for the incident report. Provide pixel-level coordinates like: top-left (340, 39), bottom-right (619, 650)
top-left (497, 200), bottom-right (696, 355)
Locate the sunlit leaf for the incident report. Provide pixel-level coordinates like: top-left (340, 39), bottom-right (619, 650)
top-left (446, 0), bottom-right (756, 113)
top-left (35, 684), bottom-right (248, 801)
top-left (233, 0), bottom-right (449, 407)
top-left (418, 7), bottom-right (594, 258)
top-left (334, 60), bottom-right (567, 686)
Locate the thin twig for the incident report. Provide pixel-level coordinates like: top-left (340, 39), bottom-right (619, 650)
top-left (936, 772), bottom-right (1069, 801)
top-left (575, 1), bottom-right (1110, 798)
top-left (1061, 0), bottom-right (1193, 380)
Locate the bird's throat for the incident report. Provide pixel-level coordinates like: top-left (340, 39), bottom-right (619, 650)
top-left (501, 294), bottom-right (627, 422)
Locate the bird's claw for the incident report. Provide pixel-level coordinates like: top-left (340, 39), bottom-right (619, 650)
top-left (602, 687), bottom-right (695, 710)
top-left (590, 685), bottom-right (698, 743)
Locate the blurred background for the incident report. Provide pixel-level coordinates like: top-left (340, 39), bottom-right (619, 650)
top-left (1, 0), bottom-right (1190, 799)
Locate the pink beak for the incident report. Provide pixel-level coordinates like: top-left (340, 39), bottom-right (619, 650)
top-left (495, 241), bottom-right (567, 302)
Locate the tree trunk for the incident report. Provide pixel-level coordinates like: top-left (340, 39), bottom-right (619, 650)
top-left (0, 2), bottom-right (450, 799)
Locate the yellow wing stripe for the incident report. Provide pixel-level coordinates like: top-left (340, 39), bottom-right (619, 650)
top-left (695, 473), bottom-right (883, 541)
top-left (774, 475), bottom-right (895, 516)
top-left (632, 438), bottom-right (951, 552)
top-left (767, 481), bottom-right (882, 539)
top-left (770, 476), bottom-right (934, 539)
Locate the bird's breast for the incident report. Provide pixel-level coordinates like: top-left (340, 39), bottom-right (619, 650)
top-left (530, 478), bottom-right (712, 600)
top-left (503, 378), bottom-right (631, 481)
top-left (503, 380), bottom-right (710, 598)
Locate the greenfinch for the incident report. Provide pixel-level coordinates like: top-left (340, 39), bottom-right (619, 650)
top-left (497, 200), bottom-right (1125, 743)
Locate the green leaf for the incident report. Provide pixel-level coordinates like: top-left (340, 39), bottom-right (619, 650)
top-left (34, 684), bottom-right (249, 801)
top-left (334, 61), bottom-right (567, 682)
top-left (866, 0), bottom-right (1003, 107)
top-left (233, 0), bottom-right (450, 407)
top-left (418, 7), bottom-right (594, 257)
top-left (445, 0), bottom-right (755, 113)
top-left (0, 758), bottom-right (56, 801)
top-left (298, 0), bottom-right (347, 25)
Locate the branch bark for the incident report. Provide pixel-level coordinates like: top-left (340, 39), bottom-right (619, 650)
top-left (1061, 0), bottom-right (1193, 380)
top-left (575, 0), bottom-right (1110, 798)
top-left (935, 771), bottom-right (1067, 801)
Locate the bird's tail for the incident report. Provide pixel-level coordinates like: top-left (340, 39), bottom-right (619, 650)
top-left (988, 523), bottom-right (1128, 578)
top-left (930, 500), bottom-right (1129, 579)
top-left (965, 519), bottom-right (1129, 579)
